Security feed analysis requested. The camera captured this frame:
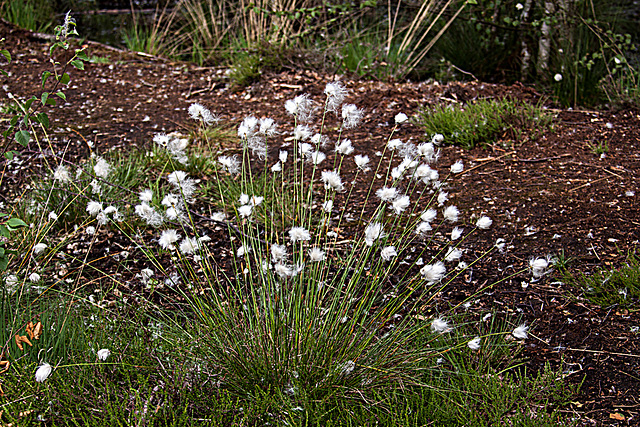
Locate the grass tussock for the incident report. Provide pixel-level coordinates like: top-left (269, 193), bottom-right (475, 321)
top-left (417, 98), bottom-right (554, 149)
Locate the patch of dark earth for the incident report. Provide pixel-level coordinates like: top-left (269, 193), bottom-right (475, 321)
top-left (1, 20), bottom-right (639, 426)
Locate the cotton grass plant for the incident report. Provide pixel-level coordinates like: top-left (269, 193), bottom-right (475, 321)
top-left (129, 82), bottom-right (549, 413)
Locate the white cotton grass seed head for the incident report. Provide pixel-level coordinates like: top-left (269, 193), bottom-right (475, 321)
top-left (285, 94), bottom-right (314, 122)
top-left (86, 201), bottom-right (103, 216)
top-left (387, 138), bottom-right (403, 150)
top-left (29, 272), bottom-right (41, 282)
top-left (415, 221), bottom-right (432, 236)
top-left (289, 226), bottom-right (311, 242)
top-left (421, 208), bottom-right (437, 223)
top-left (421, 261), bottom-right (446, 283)
top-left (468, 337), bottom-right (481, 350)
top-left (512, 324), bottom-right (529, 339)
top-left (364, 222), bottom-right (384, 246)
top-left (450, 160), bottom-right (464, 174)
top-left (33, 243), bottom-right (47, 255)
top-left (354, 155), bottom-right (370, 171)
top-left (308, 247), bottom-right (325, 262)
top-left (451, 227), bottom-right (463, 240)
top-left (341, 104), bottom-right (363, 129)
top-left (218, 155), bottom-right (240, 175)
top-left (139, 189), bottom-right (153, 202)
top-left (395, 112), bottom-right (408, 124)
top-left (93, 157), bottom-right (112, 179)
top-left (271, 244), bottom-right (288, 263)
top-left (188, 103), bottom-right (216, 125)
top-left (432, 134), bottom-right (444, 145)
top-left (238, 205), bottom-right (253, 218)
top-left (430, 317), bottom-right (451, 333)
top-left (324, 81), bottom-right (348, 113)
top-left (259, 117), bottom-right (277, 136)
top-left (48, 211), bottom-right (58, 221)
top-left (322, 200), bottom-right (333, 213)
top-left (35, 363), bottom-right (52, 382)
top-left (530, 256), bottom-right (553, 279)
top-left (437, 191), bottom-right (449, 206)
top-left (179, 237), bottom-right (200, 254)
top-left (443, 206), bottom-right (460, 223)
top-left (321, 171), bottom-right (344, 192)
top-left (158, 229), bottom-right (180, 250)
top-left (279, 150), bottom-right (288, 163)
top-left (97, 348), bottom-right (111, 361)
top-left (271, 161), bottom-right (282, 172)
top-left (376, 186), bottom-right (398, 202)
top-left (335, 139), bottom-right (354, 155)
top-left (444, 247), bottom-right (463, 262)
top-left (476, 216), bottom-right (493, 229)
top-left (294, 125), bottom-right (312, 141)
top-left (391, 195), bottom-right (410, 215)
top-left (53, 165), bottom-right (71, 182)
top-left (381, 246), bottom-right (398, 261)
top-left (309, 151), bottom-right (326, 165)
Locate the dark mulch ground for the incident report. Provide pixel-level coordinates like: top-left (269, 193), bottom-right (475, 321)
top-left (1, 20), bottom-right (639, 426)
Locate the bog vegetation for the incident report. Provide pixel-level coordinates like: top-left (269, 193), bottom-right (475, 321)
top-left (0, 12), bottom-right (592, 425)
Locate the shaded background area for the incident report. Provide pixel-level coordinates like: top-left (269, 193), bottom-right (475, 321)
top-left (1, 0), bottom-right (639, 107)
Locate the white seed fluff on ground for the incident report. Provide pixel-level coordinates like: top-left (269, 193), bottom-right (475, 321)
top-left (512, 324), bottom-right (529, 339)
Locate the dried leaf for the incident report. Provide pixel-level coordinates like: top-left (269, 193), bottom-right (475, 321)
top-left (609, 413), bottom-right (625, 421)
top-left (33, 322), bottom-right (43, 340)
top-left (14, 334), bottom-right (33, 351)
top-left (26, 321), bottom-right (35, 340)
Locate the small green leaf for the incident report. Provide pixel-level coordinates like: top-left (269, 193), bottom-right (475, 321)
top-left (59, 72), bottom-right (70, 85)
top-left (15, 130), bottom-right (30, 146)
top-left (7, 218), bottom-right (27, 228)
top-left (37, 112), bottom-right (49, 128)
top-left (45, 97), bottom-right (56, 106)
top-left (70, 59), bottom-right (84, 70)
top-left (41, 92), bottom-right (49, 106)
top-left (25, 97), bottom-right (36, 110)
top-left (55, 91), bottom-right (66, 100)
top-left (41, 71), bottom-right (52, 88)
top-left (0, 225), bottom-right (9, 238)
top-left (467, 0), bottom-right (477, 4)
top-left (0, 49), bottom-right (10, 63)
top-left (4, 151), bottom-right (13, 160)
top-left (75, 49), bottom-right (89, 61)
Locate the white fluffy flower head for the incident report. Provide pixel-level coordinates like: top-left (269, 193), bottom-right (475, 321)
top-left (289, 226), bottom-right (311, 242)
top-left (159, 229), bottom-right (180, 250)
top-left (364, 222), bottom-right (384, 246)
top-left (97, 348), bottom-right (111, 361)
top-left (430, 317), bottom-right (451, 333)
top-left (35, 363), bottom-right (52, 382)
top-left (321, 171), bottom-right (344, 192)
top-left (395, 112), bottom-right (408, 124)
top-left (476, 216), bottom-right (492, 229)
